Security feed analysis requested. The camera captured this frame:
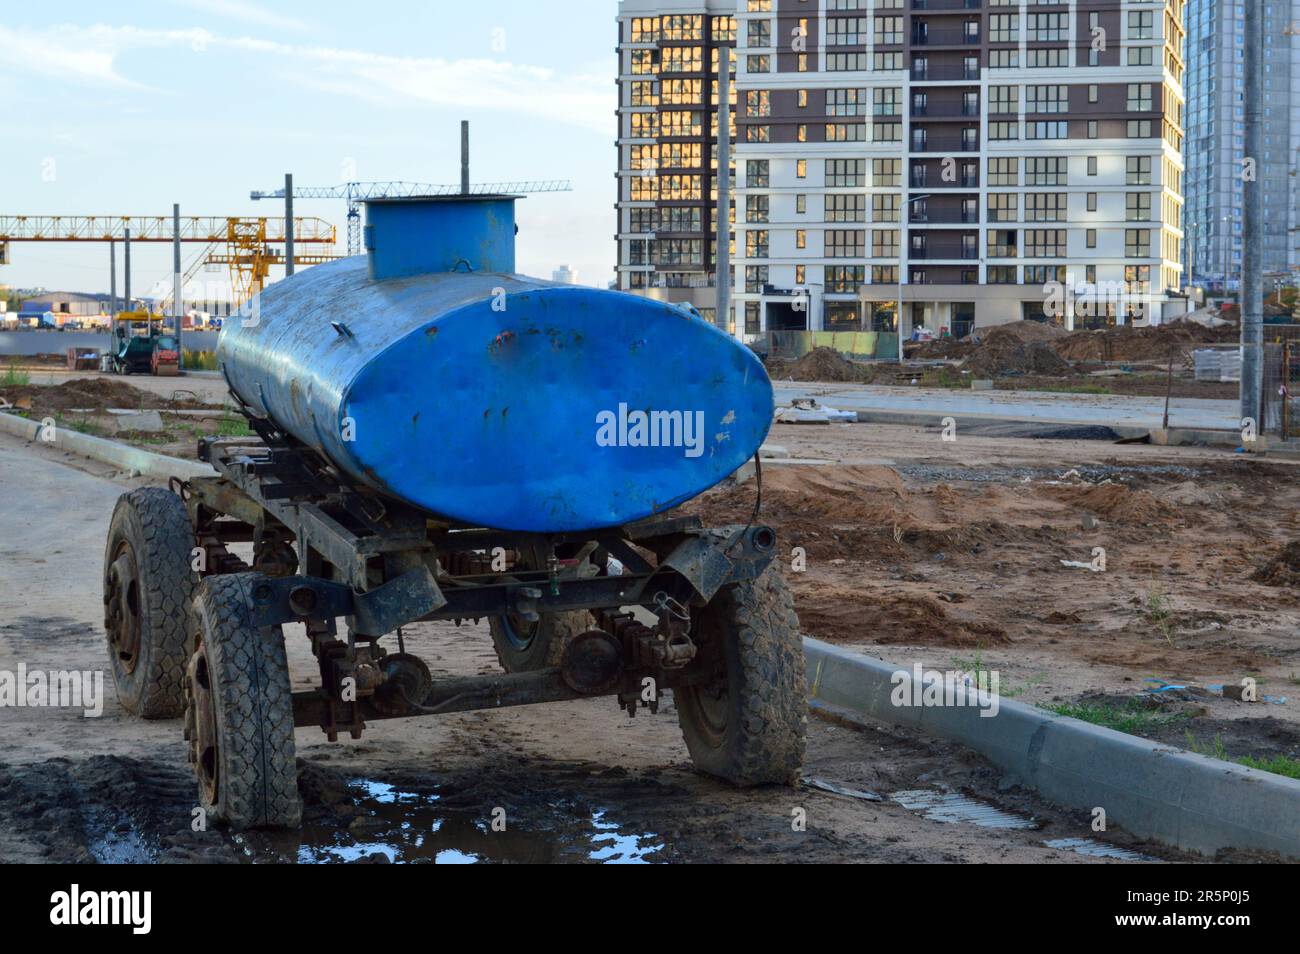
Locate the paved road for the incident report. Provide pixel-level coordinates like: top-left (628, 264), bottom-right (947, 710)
top-left (775, 382), bottom-right (1240, 431)
top-left (0, 329), bottom-right (221, 356)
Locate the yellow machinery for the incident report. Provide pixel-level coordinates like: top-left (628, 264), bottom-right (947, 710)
top-left (0, 215), bottom-right (338, 307)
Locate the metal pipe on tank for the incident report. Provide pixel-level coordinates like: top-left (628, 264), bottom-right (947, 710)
top-left (460, 121), bottom-right (470, 195)
top-left (285, 173), bottom-right (295, 278)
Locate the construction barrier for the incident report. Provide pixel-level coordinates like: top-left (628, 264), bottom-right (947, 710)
top-left (767, 329), bottom-right (900, 362)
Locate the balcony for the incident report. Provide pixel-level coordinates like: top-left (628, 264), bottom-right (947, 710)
top-left (911, 27), bottom-right (980, 46)
top-left (912, 64), bottom-right (981, 81)
top-left (910, 105), bottom-right (981, 118)
top-left (910, 212), bottom-right (980, 225)
top-left (912, 0), bottom-right (981, 9)
top-left (908, 250), bottom-right (980, 261)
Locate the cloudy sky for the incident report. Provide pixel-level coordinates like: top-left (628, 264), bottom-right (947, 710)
top-left (0, 0), bottom-right (617, 299)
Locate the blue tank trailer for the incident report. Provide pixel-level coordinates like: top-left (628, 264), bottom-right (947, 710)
top-left (101, 195), bottom-right (806, 829)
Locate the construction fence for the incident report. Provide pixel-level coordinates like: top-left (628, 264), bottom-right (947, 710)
top-left (1262, 325), bottom-right (1300, 439)
top-left (766, 330), bottom-right (901, 362)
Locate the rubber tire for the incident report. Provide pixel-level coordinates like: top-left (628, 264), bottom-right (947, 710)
top-left (489, 609), bottom-right (590, 672)
top-left (102, 487), bottom-right (198, 718)
top-left (186, 573), bottom-right (301, 829)
top-left (675, 563), bottom-right (807, 786)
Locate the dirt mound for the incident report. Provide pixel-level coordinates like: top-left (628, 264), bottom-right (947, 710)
top-left (907, 337), bottom-right (976, 360)
top-left (1047, 482), bottom-right (1177, 525)
top-left (0, 378), bottom-right (210, 415)
top-left (797, 586), bottom-right (1008, 646)
top-left (1251, 542), bottom-right (1300, 587)
top-left (963, 324), bottom-right (1073, 377)
top-left (1052, 320), bottom-right (1235, 364)
top-left (765, 347), bottom-right (872, 383)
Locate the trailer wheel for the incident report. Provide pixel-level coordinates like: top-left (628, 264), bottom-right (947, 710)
top-left (675, 563), bottom-right (807, 786)
top-left (103, 487), bottom-right (198, 718)
top-left (489, 609), bottom-right (589, 672)
top-left (184, 573), bottom-right (301, 830)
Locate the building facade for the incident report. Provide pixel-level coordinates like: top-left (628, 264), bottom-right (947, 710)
top-left (616, 0), bottom-right (1188, 339)
top-left (1184, 0), bottom-right (1300, 290)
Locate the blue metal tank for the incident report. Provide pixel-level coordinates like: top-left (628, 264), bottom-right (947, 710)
top-left (217, 195), bottom-right (772, 532)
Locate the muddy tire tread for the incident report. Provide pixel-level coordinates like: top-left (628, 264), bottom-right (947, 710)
top-left (190, 573), bottom-right (301, 829)
top-left (104, 487), bottom-right (197, 718)
top-left (677, 563), bottom-right (807, 786)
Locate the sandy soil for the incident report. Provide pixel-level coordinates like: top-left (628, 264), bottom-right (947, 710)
top-left (685, 422), bottom-right (1300, 769)
top-left (0, 429), bottom-right (1194, 864)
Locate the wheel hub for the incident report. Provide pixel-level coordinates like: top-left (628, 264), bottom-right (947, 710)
top-left (186, 645), bottom-right (220, 806)
top-left (105, 546), bottom-right (142, 674)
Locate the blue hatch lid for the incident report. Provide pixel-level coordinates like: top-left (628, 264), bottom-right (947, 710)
top-left (363, 194), bottom-right (519, 281)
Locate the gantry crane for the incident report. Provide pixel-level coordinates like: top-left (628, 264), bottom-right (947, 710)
top-left (251, 180), bottom-right (572, 256)
top-left (0, 215), bottom-right (338, 306)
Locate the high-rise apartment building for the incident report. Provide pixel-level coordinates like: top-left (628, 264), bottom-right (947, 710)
top-left (1184, 0), bottom-right (1300, 289)
top-left (617, 0), bottom-right (1188, 339)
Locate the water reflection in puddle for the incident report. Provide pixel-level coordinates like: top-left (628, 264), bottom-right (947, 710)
top-left (265, 779), bottom-right (664, 864)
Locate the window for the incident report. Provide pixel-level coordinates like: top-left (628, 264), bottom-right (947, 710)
top-left (871, 230), bottom-right (898, 258)
top-left (1026, 85), bottom-right (1068, 114)
top-left (871, 265), bottom-right (898, 283)
top-left (796, 159), bottom-right (807, 179)
top-left (826, 16), bottom-right (866, 45)
top-left (825, 265), bottom-right (865, 294)
top-left (1127, 47), bottom-right (1153, 66)
top-left (744, 301), bottom-right (760, 335)
top-left (1024, 230), bottom-right (1066, 257)
top-left (1026, 121), bottom-right (1067, 140)
top-left (745, 125), bottom-right (770, 143)
top-left (989, 49), bottom-right (1019, 69)
top-left (747, 54), bottom-right (771, 73)
top-left (1086, 192), bottom-right (1097, 212)
top-left (1025, 265), bottom-right (1066, 285)
top-left (660, 47), bottom-right (703, 73)
top-left (826, 229), bottom-right (865, 258)
top-left (653, 239), bottom-right (702, 265)
top-left (745, 195), bottom-right (769, 223)
top-left (744, 266), bottom-right (768, 293)
top-left (798, 88), bottom-right (808, 108)
top-left (1088, 85), bottom-right (1099, 104)
top-left (1126, 156), bottom-right (1152, 185)
top-left (1025, 157), bottom-right (1066, 186)
top-left (1125, 229), bottom-right (1150, 257)
top-left (796, 194), bottom-right (806, 214)
top-left (827, 88), bottom-right (867, 117)
top-left (826, 123), bottom-right (866, 141)
top-left (1026, 48), bottom-right (1067, 68)
top-left (826, 158), bottom-right (865, 187)
top-left (988, 265), bottom-right (1018, 284)
top-left (872, 158), bottom-right (901, 186)
top-left (989, 85), bottom-right (1018, 114)
top-left (629, 81), bottom-right (658, 107)
top-left (1024, 193), bottom-right (1066, 222)
top-left (747, 19), bottom-right (771, 48)
top-left (989, 13), bottom-right (1018, 43)
top-left (660, 111), bottom-right (702, 136)
top-left (1086, 230), bottom-right (1096, 249)
top-left (1126, 84), bottom-right (1153, 111)
top-left (872, 88), bottom-right (900, 116)
top-left (795, 230), bottom-right (807, 250)
top-left (746, 160), bottom-right (769, 188)
top-left (990, 121), bottom-right (1019, 141)
top-left (825, 193), bottom-right (866, 223)
top-left (988, 157), bottom-right (1018, 186)
top-left (745, 230), bottom-right (769, 259)
top-left (988, 193), bottom-right (1018, 222)
top-left (629, 17), bottom-right (659, 43)
top-left (987, 230), bottom-right (1017, 258)
top-left (1127, 119), bottom-right (1152, 138)
top-left (629, 208), bottom-right (656, 232)
top-left (1027, 12), bottom-right (1066, 42)
top-left (1126, 192), bottom-right (1151, 221)
top-left (876, 16), bottom-right (902, 44)
top-left (871, 194), bottom-right (900, 223)
top-left (1087, 156), bottom-right (1098, 176)
top-left (795, 264), bottom-right (806, 284)
top-left (1127, 10), bottom-right (1153, 39)
top-left (745, 90), bottom-right (770, 117)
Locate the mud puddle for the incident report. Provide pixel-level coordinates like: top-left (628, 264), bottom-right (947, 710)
top-left (240, 777), bottom-right (665, 864)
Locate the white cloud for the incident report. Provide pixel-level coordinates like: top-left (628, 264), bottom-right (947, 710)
top-left (0, 23), bottom-right (614, 134)
top-left (177, 0), bottom-right (311, 32)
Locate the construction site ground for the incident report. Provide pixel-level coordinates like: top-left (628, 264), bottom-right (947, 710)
top-left (1, 372), bottom-right (1295, 863)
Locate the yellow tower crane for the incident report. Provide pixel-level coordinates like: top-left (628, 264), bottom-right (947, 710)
top-left (0, 214), bottom-right (338, 307)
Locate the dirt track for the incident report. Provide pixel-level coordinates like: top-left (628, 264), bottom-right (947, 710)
top-left (0, 429), bottom-right (1194, 864)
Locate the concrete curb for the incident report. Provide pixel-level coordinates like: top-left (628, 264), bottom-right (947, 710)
top-left (805, 638), bottom-right (1300, 860)
top-left (0, 411), bottom-right (215, 481)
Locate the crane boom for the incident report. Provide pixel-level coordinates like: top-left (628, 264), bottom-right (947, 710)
top-left (251, 180), bottom-right (573, 254)
top-left (0, 215), bottom-right (334, 243)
